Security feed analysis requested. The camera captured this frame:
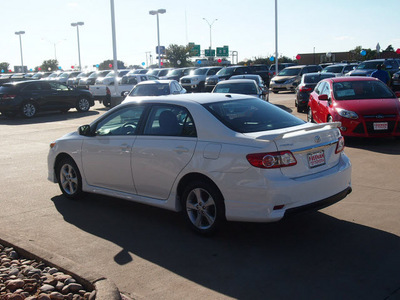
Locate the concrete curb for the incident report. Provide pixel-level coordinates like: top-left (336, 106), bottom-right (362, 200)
top-left (0, 232), bottom-right (121, 300)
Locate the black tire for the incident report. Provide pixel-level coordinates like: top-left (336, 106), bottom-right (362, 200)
top-left (103, 95), bottom-right (111, 108)
top-left (21, 101), bottom-right (37, 118)
top-left (181, 180), bottom-right (225, 235)
top-left (307, 107), bottom-right (314, 123)
top-left (272, 90), bottom-right (279, 94)
top-left (76, 97), bottom-right (91, 112)
top-left (56, 157), bottom-right (83, 199)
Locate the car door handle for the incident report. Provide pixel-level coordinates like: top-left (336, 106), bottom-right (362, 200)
top-left (174, 146), bottom-right (189, 154)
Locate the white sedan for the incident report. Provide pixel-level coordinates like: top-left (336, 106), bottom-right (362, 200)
top-left (48, 93), bottom-right (352, 235)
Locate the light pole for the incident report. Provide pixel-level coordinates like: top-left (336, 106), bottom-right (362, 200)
top-left (71, 22), bottom-right (84, 71)
top-left (149, 9), bottom-right (166, 68)
top-left (202, 18), bottom-right (218, 52)
top-left (15, 31), bottom-right (25, 73)
top-left (42, 38), bottom-right (66, 61)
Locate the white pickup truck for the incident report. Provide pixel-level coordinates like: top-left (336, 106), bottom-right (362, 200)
top-left (90, 74), bottom-right (157, 107)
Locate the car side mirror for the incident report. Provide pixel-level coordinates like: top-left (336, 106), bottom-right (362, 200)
top-left (78, 124), bottom-right (94, 136)
top-left (123, 91), bottom-right (129, 98)
top-left (318, 94), bottom-right (329, 101)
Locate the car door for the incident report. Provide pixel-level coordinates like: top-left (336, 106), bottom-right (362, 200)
top-left (46, 81), bottom-right (75, 109)
top-left (131, 104), bottom-right (197, 200)
top-left (81, 105), bottom-right (146, 193)
top-left (316, 82), bottom-right (331, 122)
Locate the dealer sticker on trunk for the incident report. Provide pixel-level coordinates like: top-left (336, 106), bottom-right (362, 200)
top-left (308, 150), bottom-right (326, 168)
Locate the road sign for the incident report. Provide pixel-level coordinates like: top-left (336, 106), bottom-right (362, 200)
top-left (189, 44), bottom-right (200, 56)
top-left (156, 46), bottom-right (166, 55)
top-left (205, 49), bottom-right (215, 57)
top-left (216, 46), bottom-right (229, 57)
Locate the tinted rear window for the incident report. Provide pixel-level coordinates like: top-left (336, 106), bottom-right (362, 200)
top-left (203, 98), bottom-right (305, 133)
top-left (0, 85), bottom-right (19, 93)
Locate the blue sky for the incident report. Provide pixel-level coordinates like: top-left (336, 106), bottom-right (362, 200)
top-left (2, 0), bottom-right (400, 71)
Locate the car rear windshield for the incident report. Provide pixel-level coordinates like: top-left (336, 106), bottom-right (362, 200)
top-left (322, 65), bottom-right (343, 73)
top-left (203, 98), bottom-right (305, 133)
top-left (213, 82), bottom-right (258, 95)
top-left (130, 83), bottom-right (170, 96)
top-left (333, 80), bottom-right (395, 100)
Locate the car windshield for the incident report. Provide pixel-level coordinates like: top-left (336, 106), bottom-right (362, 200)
top-left (322, 65), bottom-right (343, 73)
top-left (31, 73), bottom-right (42, 79)
top-left (304, 74), bottom-right (335, 83)
top-left (213, 82), bottom-right (258, 95)
top-left (48, 73), bottom-right (59, 78)
top-left (88, 72), bottom-right (99, 78)
top-left (356, 61), bottom-right (383, 70)
top-left (203, 98), bottom-right (305, 133)
top-left (168, 69), bottom-right (181, 76)
top-left (278, 68), bottom-right (301, 76)
top-left (129, 83), bottom-right (170, 96)
top-left (216, 68), bottom-right (234, 76)
top-left (59, 73), bottom-right (69, 78)
top-left (333, 80), bottom-right (395, 100)
top-left (193, 69), bottom-right (208, 75)
top-left (105, 72), bottom-right (115, 77)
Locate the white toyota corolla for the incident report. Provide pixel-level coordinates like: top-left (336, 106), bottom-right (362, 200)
top-left (48, 93), bottom-right (352, 234)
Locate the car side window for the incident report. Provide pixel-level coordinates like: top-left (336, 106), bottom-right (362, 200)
top-left (143, 105), bottom-right (197, 137)
top-left (95, 105), bottom-right (145, 136)
top-left (315, 82), bottom-right (325, 95)
top-left (23, 83), bottom-right (41, 91)
top-left (173, 82), bottom-right (182, 92)
top-left (49, 82), bottom-right (69, 91)
top-left (207, 68), bottom-right (218, 76)
top-left (321, 82), bottom-right (331, 97)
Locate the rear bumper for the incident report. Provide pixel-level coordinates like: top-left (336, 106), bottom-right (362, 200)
top-left (285, 186), bottom-right (352, 217)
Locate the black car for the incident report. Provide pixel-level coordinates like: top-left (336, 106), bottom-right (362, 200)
top-left (0, 80), bottom-right (94, 118)
top-left (392, 70), bottom-right (400, 91)
top-left (348, 58), bottom-right (400, 86)
top-left (295, 72), bottom-right (336, 112)
top-left (204, 65), bottom-right (250, 91)
top-left (160, 67), bottom-right (197, 81)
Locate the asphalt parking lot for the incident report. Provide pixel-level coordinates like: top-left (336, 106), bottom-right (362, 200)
top-left (0, 92), bottom-right (399, 300)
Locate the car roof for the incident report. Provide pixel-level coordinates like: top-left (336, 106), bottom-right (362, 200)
top-left (136, 80), bottom-right (176, 85)
top-left (124, 91), bottom-right (251, 105)
top-left (218, 79), bottom-right (257, 84)
top-left (325, 76), bottom-right (380, 83)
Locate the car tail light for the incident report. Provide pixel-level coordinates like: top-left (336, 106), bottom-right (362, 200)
top-left (2, 94), bottom-right (16, 100)
top-left (299, 86), bottom-right (313, 92)
top-left (246, 151), bottom-right (297, 169)
top-left (335, 136), bottom-right (345, 154)
top-left (106, 87), bottom-right (111, 95)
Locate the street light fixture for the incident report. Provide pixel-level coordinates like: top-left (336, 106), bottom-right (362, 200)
top-left (149, 9), bottom-right (166, 68)
top-left (71, 22), bottom-right (84, 71)
top-left (15, 31), bottom-right (25, 73)
top-left (202, 18), bottom-right (218, 52)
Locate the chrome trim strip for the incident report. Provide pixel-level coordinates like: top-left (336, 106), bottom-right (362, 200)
top-left (292, 140), bottom-right (338, 154)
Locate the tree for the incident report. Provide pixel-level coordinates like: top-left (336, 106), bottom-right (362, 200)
top-left (385, 45), bottom-right (394, 52)
top-left (39, 59), bottom-right (59, 72)
top-left (0, 62), bottom-right (10, 72)
top-left (98, 60), bottom-right (126, 70)
top-left (165, 44), bottom-right (192, 68)
top-left (349, 46), bottom-right (378, 61)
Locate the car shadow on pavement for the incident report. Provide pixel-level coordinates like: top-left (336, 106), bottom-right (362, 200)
top-left (52, 194), bottom-right (400, 300)
top-left (0, 110), bottom-right (100, 125)
top-left (345, 137), bottom-right (400, 155)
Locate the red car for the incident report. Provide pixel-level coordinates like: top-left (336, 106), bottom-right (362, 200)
top-left (307, 77), bottom-right (400, 138)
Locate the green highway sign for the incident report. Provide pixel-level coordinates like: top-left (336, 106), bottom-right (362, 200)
top-left (189, 43), bottom-right (201, 56)
top-left (216, 45), bottom-right (229, 57)
top-left (204, 49), bottom-right (215, 57)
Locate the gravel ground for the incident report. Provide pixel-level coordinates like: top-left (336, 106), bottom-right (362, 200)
top-left (0, 243), bottom-right (95, 300)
